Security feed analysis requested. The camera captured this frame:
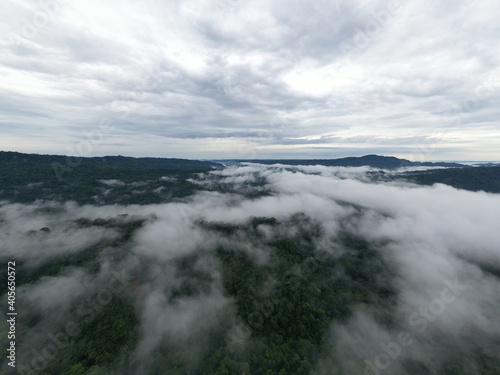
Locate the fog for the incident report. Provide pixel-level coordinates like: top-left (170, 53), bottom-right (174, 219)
top-left (1, 164), bottom-right (499, 374)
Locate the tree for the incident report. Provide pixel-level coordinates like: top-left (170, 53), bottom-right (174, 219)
top-left (70, 363), bottom-right (86, 375)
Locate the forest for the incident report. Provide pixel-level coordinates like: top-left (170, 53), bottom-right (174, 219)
top-left (1, 155), bottom-right (500, 374)
top-left (2, 152), bottom-right (500, 206)
top-left (0, 151), bottom-right (222, 204)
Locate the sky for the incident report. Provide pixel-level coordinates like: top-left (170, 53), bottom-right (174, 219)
top-left (1, 0), bottom-right (499, 161)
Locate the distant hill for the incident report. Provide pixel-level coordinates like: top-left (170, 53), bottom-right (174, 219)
top-left (0, 151), bottom-right (222, 171)
top-left (472, 162), bottom-right (500, 167)
top-left (3, 151), bottom-right (495, 204)
top-left (0, 151), bottom-right (222, 204)
top-left (400, 166), bottom-right (500, 193)
top-left (225, 154), bottom-right (466, 169)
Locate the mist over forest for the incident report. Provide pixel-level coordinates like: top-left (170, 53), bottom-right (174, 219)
top-left (3, 0), bottom-right (500, 373)
top-left (1, 160), bottom-right (499, 375)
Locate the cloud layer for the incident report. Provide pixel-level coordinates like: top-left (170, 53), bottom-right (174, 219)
top-left (1, 0), bottom-right (500, 160)
top-left (1, 164), bottom-right (500, 374)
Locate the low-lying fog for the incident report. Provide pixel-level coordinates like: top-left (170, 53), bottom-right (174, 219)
top-left (1, 164), bottom-right (499, 374)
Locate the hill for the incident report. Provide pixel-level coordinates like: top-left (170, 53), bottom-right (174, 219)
top-left (225, 154), bottom-right (465, 169)
top-left (0, 151), bottom-right (222, 204)
top-left (401, 166), bottom-right (500, 193)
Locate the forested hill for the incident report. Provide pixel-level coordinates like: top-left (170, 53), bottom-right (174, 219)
top-left (401, 166), bottom-right (500, 193)
top-left (0, 151), bottom-right (222, 205)
top-left (225, 154), bottom-right (466, 169)
top-left (0, 151), bottom-right (221, 170)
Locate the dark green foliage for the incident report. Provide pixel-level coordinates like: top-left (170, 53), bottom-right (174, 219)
top-left (226, 155), bottom-right (464, 169)
top-left (0, 151), bottom-right (222, 204)
top-left (0, 216), bottom-right (146, 295)
top-left (71, 297), bottom-right (138, 368)
top-left (169, 254), bottom-right (214, 302)
top-left (36, 296), bottom-right (138, 375)
top-left (73, 216), bottom-right (147, 243)
top-left (400, 166), bottom-right (500, 193)
top-left (4, 208), bottom-right (497, 374)
top-left (2, 153), bottom-right (499, 374)
top-left (196, 173), bottom-right (273, 199)
top-left (148, 215), bottom-right (397, 375)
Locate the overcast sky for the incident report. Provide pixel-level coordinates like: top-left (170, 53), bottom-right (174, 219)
top-left (1, 0), bottom-right (499, 160)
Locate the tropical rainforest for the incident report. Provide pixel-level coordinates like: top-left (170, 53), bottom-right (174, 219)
top-left (1, 152), bottom-right (499, 374)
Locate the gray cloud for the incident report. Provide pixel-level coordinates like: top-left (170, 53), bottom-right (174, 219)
top-left (1, 0), bottom-right (500, 159)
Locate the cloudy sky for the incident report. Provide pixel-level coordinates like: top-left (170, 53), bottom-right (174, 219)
top-left (1, 0), bottom-right (499, 160)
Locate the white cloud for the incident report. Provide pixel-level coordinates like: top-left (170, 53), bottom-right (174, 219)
top-left (1, 0), bottom-right (500, 159)
top-left (1, 164), bottom-right (500, 373)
